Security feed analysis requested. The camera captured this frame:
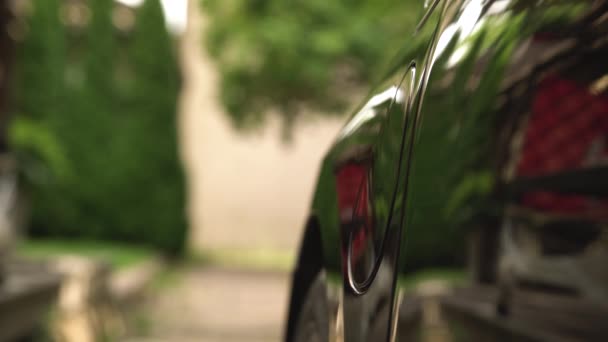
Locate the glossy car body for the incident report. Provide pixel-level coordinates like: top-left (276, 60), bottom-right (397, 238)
top-left (286, 0), bottom-right (608, 341)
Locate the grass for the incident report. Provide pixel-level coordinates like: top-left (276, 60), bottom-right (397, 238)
top-left (148, 264), bottom-right (184, 289)
top-left (398, 268), bottom-right (467, 290)
top-left (16, 238), bottom-right (155, 269)
top-left (191, 247), bottom-right (296, 272)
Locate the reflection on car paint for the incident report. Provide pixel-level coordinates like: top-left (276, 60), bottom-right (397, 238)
top-left (292, 0), bottom-right (608, 341)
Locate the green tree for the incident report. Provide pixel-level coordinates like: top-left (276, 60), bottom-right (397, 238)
top-left (14, 0), bottom-right (66, 118)
top-left (1, 2), bottom-right (15, 134)
top-left (12, 0), bottom-right (187, 254)
top-left (11, 0), bottom-right (67, 187)
top-left (123, 0), bottom-right (186, 254)
top-left (202, 0), bottom-right (426, 135)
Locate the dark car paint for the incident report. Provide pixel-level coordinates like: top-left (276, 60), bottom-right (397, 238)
top-left (287, 0), bottom-right (607, 341)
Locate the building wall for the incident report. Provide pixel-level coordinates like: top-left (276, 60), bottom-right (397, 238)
top-left (179, 1), bottom-right (344, 253)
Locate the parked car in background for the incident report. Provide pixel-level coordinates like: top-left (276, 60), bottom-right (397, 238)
top-left (285, 0), bottom-right (608, 341)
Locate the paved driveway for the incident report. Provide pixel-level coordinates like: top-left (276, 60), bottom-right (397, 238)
top-left (131, 266), bottom-right (290, 342)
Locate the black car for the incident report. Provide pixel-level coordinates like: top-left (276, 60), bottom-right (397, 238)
top-left (285, 0), bottom-right (608, 341)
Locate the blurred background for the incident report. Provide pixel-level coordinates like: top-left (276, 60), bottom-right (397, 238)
top-left (0, 0), bottom-right (426, 341)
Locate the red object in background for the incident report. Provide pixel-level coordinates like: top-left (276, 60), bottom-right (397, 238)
top-left (516, 75), bottom-right (608, 215)
top-left (335, 162), bottom-right (373, 263)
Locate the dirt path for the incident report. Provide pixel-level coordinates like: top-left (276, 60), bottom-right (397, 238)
top-left (131, 266), bottom-right (290, 342)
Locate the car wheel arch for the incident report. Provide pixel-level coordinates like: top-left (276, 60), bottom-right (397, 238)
top-left (284, 215), bottom-right (325, 342)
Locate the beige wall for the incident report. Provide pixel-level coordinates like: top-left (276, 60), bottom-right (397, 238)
top-left (179, 1), bottom-right (344, 253)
